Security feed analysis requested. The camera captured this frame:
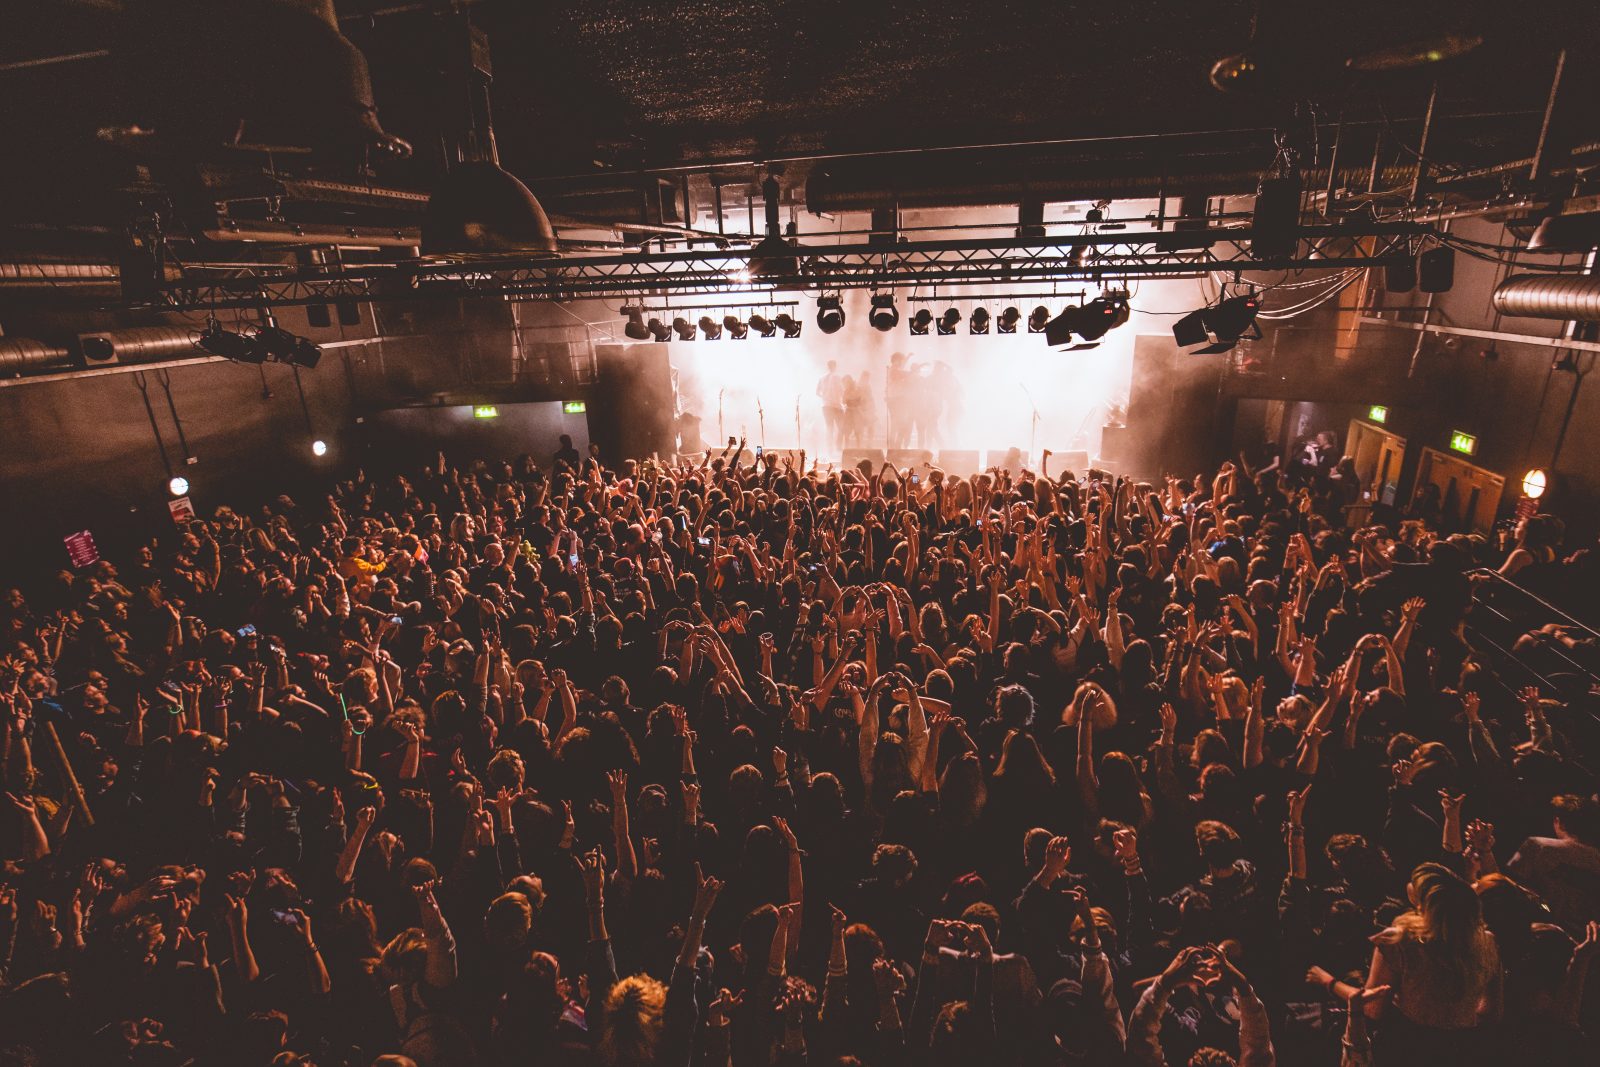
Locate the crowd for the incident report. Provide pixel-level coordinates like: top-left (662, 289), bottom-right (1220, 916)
top-left (2, 435), bottom-right (1598, 1067)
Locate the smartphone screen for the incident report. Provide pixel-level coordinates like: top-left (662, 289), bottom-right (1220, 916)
top-left (568, 552), bottom-right (580, 570)
top-left (237, 624), bottom-right (256, 638)
top-left (755, 446), bottom-right (763, 458)
top-left (910, 474), bottom-right (919, 485)
top-left (697, 536), bottom-right (711, 547)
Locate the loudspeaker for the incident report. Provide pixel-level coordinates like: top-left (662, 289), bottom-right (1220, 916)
top-left (1385, 258), bottom-right (1417, 293)
top-left (842, 449), bottom-right (885, 475)
top-left (937, 449), bottom-right (980, 476)
top-left (591, 344), bottom-right (674, 463)
top-left (888, 448), bottom-right (933, 469)
top-left (1418, 247), bottom-right (1455, 293)
top-left (1053, 449), bottom-right (1090, 472)
top-left (306, 303), bottom-right (332, 328)
top-left (1250, 176), bottom-right (1301, 260)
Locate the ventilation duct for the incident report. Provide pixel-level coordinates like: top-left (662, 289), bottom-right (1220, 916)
top-left (0, 339), bottom-right (73, 377)
top-left (76, 326), bottom-right (199, 365)
top-left (138, 0), bottom-right (410, 158)
top-left (1492, 274), bottom-right (1600, 322)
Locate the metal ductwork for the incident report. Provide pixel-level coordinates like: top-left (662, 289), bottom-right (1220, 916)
top-left (135, 0), bottom-right (410, 158)
top-left (806, 162), bottom-right (1418, 213)
top-left (1492, 274), bottom-right (1600, 321)
top-left (0, 338), bottom-right (73, 377)
top-left (76, 325), bottom-right (199, 365)
top-left (0, 263), bottom-right (119, 286)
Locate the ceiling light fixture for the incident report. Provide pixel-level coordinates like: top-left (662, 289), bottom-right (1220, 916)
top-left (1027, 306), bottom-right (1051, 333)
top-left (673, 316), bottom-right (697, 341)
top-left (774, 313), bottom-right (802, 339)
top-left (749, 314), bottom-right (777, 337)
top-left (622, 305), bottom-right (650, 340)
top-left (969, 307), bottom-right (991, 334)
top-left (723, 314), bottom-right (749, 339)
top-left (816, 294), bottom-right (846, 334)
top-left (997, 307), bottom-right (1021, 334)
top-left (868, 293), bottom-right (899, 332)
top-left (909, 308), bottom-right (933, 336)
top-left (647, 317), bottom-right (672, 342)
top-left (936, 308), bottom-right (961, 336)
top-left (698, 315), bottom-right (723, 340)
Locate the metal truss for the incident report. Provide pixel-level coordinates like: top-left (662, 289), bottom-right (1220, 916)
top-left (150, 223), bottom-right (1429, 312)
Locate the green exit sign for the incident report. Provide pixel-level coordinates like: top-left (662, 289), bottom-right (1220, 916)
top-left (563, 400), bottom-right (587, 414)
top-left (1449, 429), bottom-right (1477, 456)
top-left (1367, 404), bottom-right (1388, 424)
top-left (472, 405), bottom-right (499, 419)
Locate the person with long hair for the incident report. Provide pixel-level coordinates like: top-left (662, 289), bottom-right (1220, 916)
top-left (1362, 863), bottom-right (1502, 1064)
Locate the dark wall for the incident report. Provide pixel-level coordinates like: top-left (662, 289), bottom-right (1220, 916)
top-left (0, 352), bottom-right (366, 569)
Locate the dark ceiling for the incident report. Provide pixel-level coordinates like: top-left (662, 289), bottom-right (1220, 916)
top-left (0, 0), bottom-right (1590, 237)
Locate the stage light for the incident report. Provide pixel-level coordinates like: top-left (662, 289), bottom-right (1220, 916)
top-left (723, 314), bottom-right (749, 339)
top-left (647, 317), bottom-right (672, 342)
top-left (774, 313), bottom-right (802, 339)
top-left (969, 307), bottom-right (991, 334)
top-left (1174, 293), bottom-right (1260, 353)
top-left (168, 475), bottom-right (190, 497)
top-left (816, 295), bottom-right (846, 334)
top-left (622, 305), bottom-right (650, 341)
top-left (997, 306), bottom-right (1021, 334)
top-left (868, 293), bottom-right (899, 332)
top-left (698, 315), bottom-right (723, 340)
top-left (937, 308), bottom-right (961, 336)
top-left (1522, 468), bottom-right (1547, 499)
top-left (312, 439), bottom-right (328, 457)
top-left (673, 316), bottom-right (697, 341)
top-left (1046, 293), bottom-right (1129, 347)
top-left (749, 314), bottom-right (777, 337)
top-left (1027, 306), bottom-right (1051, 333)
top-left (287, 336), bottom-right (323, 369)
top-left (197, 321), bottom-right (265, 363)
top-left (909, 308), bottom-right (933, 335)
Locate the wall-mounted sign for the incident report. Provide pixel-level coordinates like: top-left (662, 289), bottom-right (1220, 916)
top-left (1367, 404), bottom-right (1388, 424)
top-left (168, 497), bottom-right (196, 523)
top-left (563, 400), bottom-right (587, 414)
top-left (1449, 430), bottom-right (1477, 456)
top-left (472, 405), bottom-right (499, 419)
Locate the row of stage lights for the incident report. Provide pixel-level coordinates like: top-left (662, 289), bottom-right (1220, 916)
top-left (195, 317), bottom-right (323, 368)
top-left (623, 290), bottom-right (1261, 352)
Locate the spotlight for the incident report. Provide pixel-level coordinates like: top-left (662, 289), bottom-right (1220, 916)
top-left (816, 295), bottom-right (845, 334)
top-left (672, 316), bottom-right (697, 341)
top-left (969, 307), bottom-right (991, 335)
top-left (253, 325), bottom-right (299, 361)
top-left (936, 308), bottom-right (961, 335)
top-left (723, 314), bottom-right (749, 339)
top-left (868, 293), bottom-right (899, 332)
top-left (1027, 306), bottom-right (1051, 333)
top-left (622, 305), bottom-right (650, 341)
top-left (749, 314), bottom-right (777, 337)
top-left (774, 313), bottom-right (802, 339)
top-left (909, 308), bottom-right (933, 335)
top-left (197, 321), bottom-right (265, 363)
top-left (312, 439), bottom-right (328, 457)
top-left (1045, 293), bottom-right (1129, 347)
top-left (287, 336), bottom-right (323, 369)
top-left (168, 475), bottom-right (190, 497)
top-left (997, 306), bottom-right (1021, 334)
top-left (699, 315), bottom-right (723, 340)
top-left (1173, 293), bottom-right (1261, 353)
top-left (1522, 468), bottom-right (1548, 499)
top-left (647, 317), bottom-right (672, 342)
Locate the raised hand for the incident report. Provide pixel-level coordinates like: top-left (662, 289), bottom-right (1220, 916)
top-left (1041, 835), bottom-right (1071, 880)
top-left (606, 770), bottom-right (629, 806)
top-left (691, 862), bottom-right (723, 923)
top-left (580, 848), bottom-right (606, 905)
top-left (1287, 784), bottom-right (1312, 827)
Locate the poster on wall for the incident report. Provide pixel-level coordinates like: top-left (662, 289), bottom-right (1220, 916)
top-left (168, 497), bottom-right (196, 523)
top-left (63, 530), bottom-right (99, 569)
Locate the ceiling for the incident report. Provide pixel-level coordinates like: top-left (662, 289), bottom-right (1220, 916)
top-left (0, 0), bottom-right (1590, 244)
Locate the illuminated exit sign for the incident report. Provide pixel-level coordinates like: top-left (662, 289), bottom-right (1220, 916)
top-left (1449, 429), bottom-right (1477, 456)
top-left (563, 400), bottom-right (587, 414)
top-left (472, 405), bottom-right (499, 419)
top-left (1367, 405), bottom-right (1388, 424)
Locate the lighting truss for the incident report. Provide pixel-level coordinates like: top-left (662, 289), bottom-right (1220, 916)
top-left (142, 223), bottom-right (1429, 312)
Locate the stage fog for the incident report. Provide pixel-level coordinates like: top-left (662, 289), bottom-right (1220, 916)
top-left (662, 280), bottom-right (1197, 470)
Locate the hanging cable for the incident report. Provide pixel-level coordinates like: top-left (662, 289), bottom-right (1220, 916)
top-left (156, 369), bottom-right (193, 463)
top-left (133, 371), bottom-right (174, 479)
